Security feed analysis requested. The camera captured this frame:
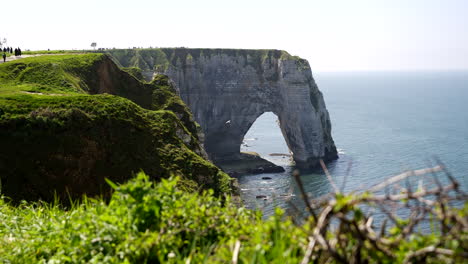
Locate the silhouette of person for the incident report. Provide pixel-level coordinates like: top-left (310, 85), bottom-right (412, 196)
top-left (2, 53), bottom-right (6, 63)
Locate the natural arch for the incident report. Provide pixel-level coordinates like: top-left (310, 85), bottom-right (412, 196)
top-left (109, 48), bottom-right (338, 169)
top-left (162, 49), bottom-right (338, 169)
top-left (198, 97), bottom-right (328, 169)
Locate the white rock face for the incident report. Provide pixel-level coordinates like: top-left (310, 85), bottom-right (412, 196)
top-left (111, 49), bottom-right (338, 169)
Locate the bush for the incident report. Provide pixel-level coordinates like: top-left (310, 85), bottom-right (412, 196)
top-left (0, 169), bottom-right (466, 263)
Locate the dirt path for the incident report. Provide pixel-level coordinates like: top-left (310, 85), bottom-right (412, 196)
top-left (0, 53), bottom-right (76, 64)
top-left (1, 54), bottom-right (39, 63)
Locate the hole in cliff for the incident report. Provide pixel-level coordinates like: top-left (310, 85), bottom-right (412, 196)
top-left (241, 112), bottom-right (293, 166)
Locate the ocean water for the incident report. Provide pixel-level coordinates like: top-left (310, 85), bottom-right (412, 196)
top-left (238, 71), bottom-right (468, 218)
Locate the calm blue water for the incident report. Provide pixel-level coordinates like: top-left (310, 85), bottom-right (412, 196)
top-left (239, 71), bottom-right (468, 217)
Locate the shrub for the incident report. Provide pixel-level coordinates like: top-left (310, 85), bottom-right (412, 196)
top-left (1, 168), bottom-right (466, 263)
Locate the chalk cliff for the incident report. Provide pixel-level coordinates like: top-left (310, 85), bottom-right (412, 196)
top-left (108, 49), bottom-right (338, 169)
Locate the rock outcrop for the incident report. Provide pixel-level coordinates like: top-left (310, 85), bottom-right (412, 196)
top-left (108, 49), bottom-right (338, 169)
top-left (218, 152), bottom-right (285, 177)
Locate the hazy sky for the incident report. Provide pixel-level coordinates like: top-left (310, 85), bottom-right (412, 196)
top-left (2, 0), bottom-right (467, 71)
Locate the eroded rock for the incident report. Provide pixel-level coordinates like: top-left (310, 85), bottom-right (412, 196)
top-left (108, 49), bottom-right (338, 169)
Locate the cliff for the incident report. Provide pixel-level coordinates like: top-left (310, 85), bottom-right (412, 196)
top-left (0, 54), bottom-right (231, 201)
top-left (108, 48), bottom-right (338, 169)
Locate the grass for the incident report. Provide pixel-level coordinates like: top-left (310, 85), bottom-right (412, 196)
top-left (0, 54), bottom-right (106, 95)
top-left (22, 50), bottom-right (86, 55)
top-left (0, 54), bottom-right (231, 202)
top-left (0, 174), bottom-right (299, 263)
top-left (121, 67), bottom-right (145, 81)
top-left (0, 173), bottom-right (466, 263)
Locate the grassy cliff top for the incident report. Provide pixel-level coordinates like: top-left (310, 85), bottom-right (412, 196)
top-left (0, 54), bottom-right (106, 95)
top-left (22, 48), bottom-right (299, 59)
top-left (0, 54), bottom-right (231, 201)
top-left (19, 48), bottom-right (307, 72)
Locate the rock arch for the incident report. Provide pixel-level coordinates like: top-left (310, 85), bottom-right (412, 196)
top-left (110, 48), bottom-right (338, 169)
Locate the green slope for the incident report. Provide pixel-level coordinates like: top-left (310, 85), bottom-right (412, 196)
top-left (0, 54), bottom-right (231, 201)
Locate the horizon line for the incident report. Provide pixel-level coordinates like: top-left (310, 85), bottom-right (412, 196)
top-left (313, 69), bottom-right (468, 73)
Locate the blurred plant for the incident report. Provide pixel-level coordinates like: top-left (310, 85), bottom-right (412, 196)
top-left (0, 163), bottom-right (466, 263)
top-left (291, 159), bottom-right (468, 263)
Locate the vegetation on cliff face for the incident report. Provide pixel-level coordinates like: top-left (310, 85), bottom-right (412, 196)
top-left (121, 67), bottom-right (145, 81)
top-left (0, 172), bottom-right (466, 263)
top-left (105, 48), bottom-right (304, 74)
top-left (0, 54), bottom-right (231, 201)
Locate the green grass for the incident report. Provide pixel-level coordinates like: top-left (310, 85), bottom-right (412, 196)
top-left (22, 50), bottom-right (87, 55)
top-left (0, 174), bottom-right (299, 263)
top-left (0, 54), bottom-right (106, 95)
top-left (121, 67), bottom-right (145, 81)
top-left (0, 174), bottom-right (466, 263)
top-left (0, 54), bottom-right (231, 202)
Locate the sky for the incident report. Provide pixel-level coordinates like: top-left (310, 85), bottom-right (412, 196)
top-left (2, 0), bottom-right (467, 71)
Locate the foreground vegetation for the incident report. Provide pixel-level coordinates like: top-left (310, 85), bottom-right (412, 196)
top-left (1, 167), bottom-right (466, 263)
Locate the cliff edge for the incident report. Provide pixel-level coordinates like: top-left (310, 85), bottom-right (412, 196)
top-left (0, 54), bottom-right (231, 201)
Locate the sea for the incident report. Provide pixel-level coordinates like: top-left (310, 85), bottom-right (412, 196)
top-left (238, 71), bottom-right (468, 218)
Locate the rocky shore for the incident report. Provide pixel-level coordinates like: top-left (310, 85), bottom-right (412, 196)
top-left (216, 152), bottom-right (285, 177)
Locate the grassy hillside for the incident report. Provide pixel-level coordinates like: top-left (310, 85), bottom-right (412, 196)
top-left (0, 54), bottom-right (231, 201)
